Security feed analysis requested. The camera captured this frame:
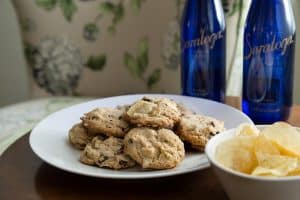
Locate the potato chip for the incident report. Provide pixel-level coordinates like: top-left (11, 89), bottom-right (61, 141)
top-left (215, 136), bottom-right (257, 174)
top-left (254, 135), bottom-right (280, 155)
top-left (235, 123), bottom-right (260, 137)
top-left (252, 166), bottom-right (279, 177)
top-left (287, 160), bottom-right (300, 176)
top-left (253, 152), bottom-right (298, 176)
top-left (216, 122), bottom-right (300, 177)
top-left (288, 168), bottom-right (300, 176)
top-left (261, 122), bottom-right (300, 158)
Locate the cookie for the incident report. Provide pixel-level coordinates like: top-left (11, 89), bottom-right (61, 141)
top-left (80, 136), bottom-right (135, 169)
top-left (176, 114), bottom-right (225, 151)
top-left (81, 108), bottom-right (129, 137)
top-left (116, 104), bottom-right (130, 112)
top-left (68, 123), bottom-right (94, 150)
top-left (176, 102), bottom-right (195, 116)
top-left (124, 127), bottom-right (185, 169)
top-left (125, 97), bottom-right (181, 129)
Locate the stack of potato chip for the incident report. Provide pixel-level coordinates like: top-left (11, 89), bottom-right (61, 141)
top-left (216, 122), bottom-right (300, 177)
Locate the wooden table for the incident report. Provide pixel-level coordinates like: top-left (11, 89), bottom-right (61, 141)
top-left (1, 98), bottom-right (299, 200)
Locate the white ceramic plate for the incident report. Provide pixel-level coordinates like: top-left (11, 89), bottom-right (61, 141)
top-left (30, 94), bottom-right (253, 179)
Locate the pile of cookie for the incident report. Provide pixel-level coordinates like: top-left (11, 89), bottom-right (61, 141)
top-left (69, 97), bottom-right (225, 170)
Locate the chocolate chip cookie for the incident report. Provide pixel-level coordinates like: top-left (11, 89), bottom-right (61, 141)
top-left (80, 136), bottom-right (135, 169)
top-left (68, 123), bottom-right (94, 150)
top-left (176, 114), bottom-right (225, 151)
top-left (125, 97), bottom-right (181, 129)
top-left (124, 127), bottom-right (185, 169)
top-left (81, 108), bottom-right (129, 137)
top-left (176, 102), bottom-right (195, 116)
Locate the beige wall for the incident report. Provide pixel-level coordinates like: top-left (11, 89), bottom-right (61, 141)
top-left (293, 1), bottom-right (300, 104)
top-left (0, 0), bottom-right (29, 107)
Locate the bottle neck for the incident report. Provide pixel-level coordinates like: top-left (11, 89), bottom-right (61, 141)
top-left (184, 0), bottom-right (225, 28)
top-left (250, 0), bottom-right (291, 10)
top-left (185, 0), bottom-right (223, 13)
top-left (247, 0), bottom-right (295, 33)
top-left (251, 0), bottom-right (286, 3)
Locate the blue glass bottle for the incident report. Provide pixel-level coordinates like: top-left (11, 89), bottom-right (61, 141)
top-left (242, 0), bottom-right (296, 124)
top-left (181, 0), bottom-right (226, 102)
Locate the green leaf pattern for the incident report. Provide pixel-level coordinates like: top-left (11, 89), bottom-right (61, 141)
top-left (124, 38), bottom-right (161, 89)
top-left (35, 0), bottom-right (77, 22)
top-left (137, 38), bottom-right (149, 74)
top-left (30, 0), bottom-right (247, 94)
top-left (124, 52), bottom-right (141, 78)
top-left (99, 1), bottom-right (125, 34)
top-left (86, 55), bottom-right (107, 71)
top-left (24, 43), bottom-right (38, 66)
top-left (130, 0), bottom-right (145, 13)
top-left (98, 0), bottom-right (146, 35)
top-left (99, 2), bottom-right (115, 14)
top-left (59, 0), bottom-right (77, 22)
top-left (161, 0), bottom-right (184, 70)
top-left (83, 23), bottom-right (99, 41)
top-left (147, 68), bottom-right (161, 89)
top-left (35, 0), bottom-right (57, 10)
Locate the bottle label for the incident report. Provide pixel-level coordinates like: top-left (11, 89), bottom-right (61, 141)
top-left (244, 34), bottom-right (294, 60)
top-left (243, 33), bottom-right (295, 117)
top-left (182, 28), bottom-right (224, 50)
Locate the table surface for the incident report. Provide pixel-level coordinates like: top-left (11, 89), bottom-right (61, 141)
top-left (1, 98), bottom-right (299, 200)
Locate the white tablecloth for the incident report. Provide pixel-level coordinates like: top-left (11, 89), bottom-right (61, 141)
top-left (0, 97), bottom-right (92, 155)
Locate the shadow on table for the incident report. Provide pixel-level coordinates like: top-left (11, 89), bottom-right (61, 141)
top-left (34, 163), bottom-right (228, 200)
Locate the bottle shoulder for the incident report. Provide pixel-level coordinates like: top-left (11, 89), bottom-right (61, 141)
top-left (245, 0), bottom-right (296, 35)
top-left (244, 23), bottom-right (296, 37)
top-left (181, 0), bottom-right (225, 32)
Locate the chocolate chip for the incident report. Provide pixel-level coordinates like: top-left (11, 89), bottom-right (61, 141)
top-left (210, 122), bottom-right (215, 127)
top-left (96, 135), bottom-right (105, 140)
top-left (128, 139), bottom-right (133, 144)
top-left (209, 131), bottom-right (220, 136)
top-left (99, 155), bottom-right (109, 162)
top-left (119, 160), bottom-right (128, 166)
top-left (117, 147), bottom-right (124, 154)
top-left (142, 97), bottom-right (152, 102)
top-left (92, 116), bottom-right (99, 120)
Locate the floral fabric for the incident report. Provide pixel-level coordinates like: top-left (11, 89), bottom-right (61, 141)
top-left (12, 0), bottom-right (249, 97)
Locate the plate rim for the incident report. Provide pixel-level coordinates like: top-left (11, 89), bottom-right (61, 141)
top-left (29, 94), bottom-right (252, 179)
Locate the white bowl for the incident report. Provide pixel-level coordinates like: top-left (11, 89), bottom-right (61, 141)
top-left (205, 125), bottom-right (300, 200)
